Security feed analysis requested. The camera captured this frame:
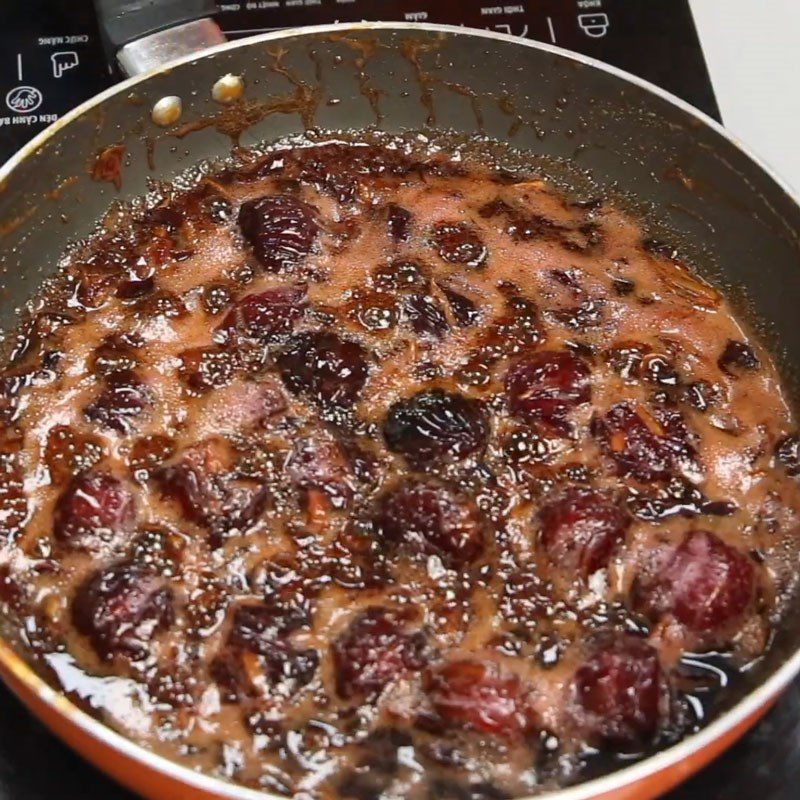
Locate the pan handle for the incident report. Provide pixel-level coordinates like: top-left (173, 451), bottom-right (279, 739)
top-left (94, 0), bottom-right (226, 76)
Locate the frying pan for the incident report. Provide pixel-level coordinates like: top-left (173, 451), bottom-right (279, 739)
top-left (0, 2), bottom-right (799, 799)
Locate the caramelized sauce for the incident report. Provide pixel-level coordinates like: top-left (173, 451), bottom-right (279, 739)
top-left (1, 136), bottom-right (799, 798)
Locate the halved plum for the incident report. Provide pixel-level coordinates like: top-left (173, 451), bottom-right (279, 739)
top-left (538, 487), bottom-right (629, 578)
top-left (631, 529), bottom-right (756, 636)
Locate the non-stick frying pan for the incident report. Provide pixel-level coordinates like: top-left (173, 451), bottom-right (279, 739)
top-left (1, 3), bottom-right (800, 799)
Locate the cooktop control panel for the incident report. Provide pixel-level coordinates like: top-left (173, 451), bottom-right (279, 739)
top-left (0, 0), bottom-right (717, 163)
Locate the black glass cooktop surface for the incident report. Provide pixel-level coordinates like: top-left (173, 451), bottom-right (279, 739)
top-left (0, 3), bottom-right (793, 800)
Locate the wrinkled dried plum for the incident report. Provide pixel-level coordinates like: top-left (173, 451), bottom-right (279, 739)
top-left (178, 347), bottom-right (237, 393)
top-left (594, 403), bottom-right (696, 482)
top-left (347, 290), bottom-right (399, 332)
top-left (211, 601), bottom-right (318, 702)
top-left (154, 439), bottom-right (267, 540)
top-left (441, 286), bottom-right (480, 327)
top-left (718, 340), bottom-right (760, 377)
top-left (404, 294), bottom-right (450, 339)
top-left (129, 435), bottom-right (177, 478)
top-left (286, 434), bottom-right (353, 508)
top-left (372, 260), bottom-right (430, 293)
top-left (384, 390), bottom-right (488, 466)
top-left (386, 203), bottom-right (412, 243)
top-left (90, 335), bottom-right (140, 376)
top-left (44, 425), bottom-right (104, 486)
top-left (238, 195), bottom-right (319, 272)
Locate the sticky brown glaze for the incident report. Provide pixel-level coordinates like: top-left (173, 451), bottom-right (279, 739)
top-left (1, 138), bottom-right (800, 798)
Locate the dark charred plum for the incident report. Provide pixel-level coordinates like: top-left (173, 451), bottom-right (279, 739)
top-left (404, 294), bottom-right (450, 339)
top-left (424, 659), bottom-right (533, 737)
top-left (372, 259), bottom-right (430, 293)
top-left (237, 195), bottom-right (319, 272)
top-left (218, 285), bottom-right (306, 341)
top-left (632, 529), bottom-right (756, 636)
top-left (718, 340), bottom-right (760, 377)
top-left (505, 350), bottom-right (591, 434)
top-left (383, 390), bottom-right (489, 466)
top-left (571, 633), bottom-right (666, 748)
top-left (432, 222), bottom-right (487, 268)
top-left (53, 471), bottom-right (134, 553)
top-left (276, 332), bottom-right (369, 412)
top-left (375, 477), bottom-right (484, 566)
top-left (44, 425), bottom-right (104, 486)
top-left (441, 286), bottom-right (480, 327)
top-left (775, 434), bottom-right (800, 476)
top-left (538, 488), bottom-right (629, 578)
top-left (84, 370), bottom-right (151, 434)
top-left (333, 606), bottom-right (427, 700)
top-left (386, 203), bottom-right (412, 243)
top-left (72, 562), bottom-right (173, 659)
top-left (178, 347), bottom-right (237, 393)
top-left (286, 434), bottom-right (354, 509)
top-left (594, 403), bottom-right (696, 482)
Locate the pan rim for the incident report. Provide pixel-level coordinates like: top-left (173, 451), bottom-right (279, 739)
top-left (0, 20), bottom-right (798, 800)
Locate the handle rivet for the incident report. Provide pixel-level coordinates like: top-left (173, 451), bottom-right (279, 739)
top-left (151, 95), bottom-right (182, 126)
top-left (212, 73), bottom-right (245, 104)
